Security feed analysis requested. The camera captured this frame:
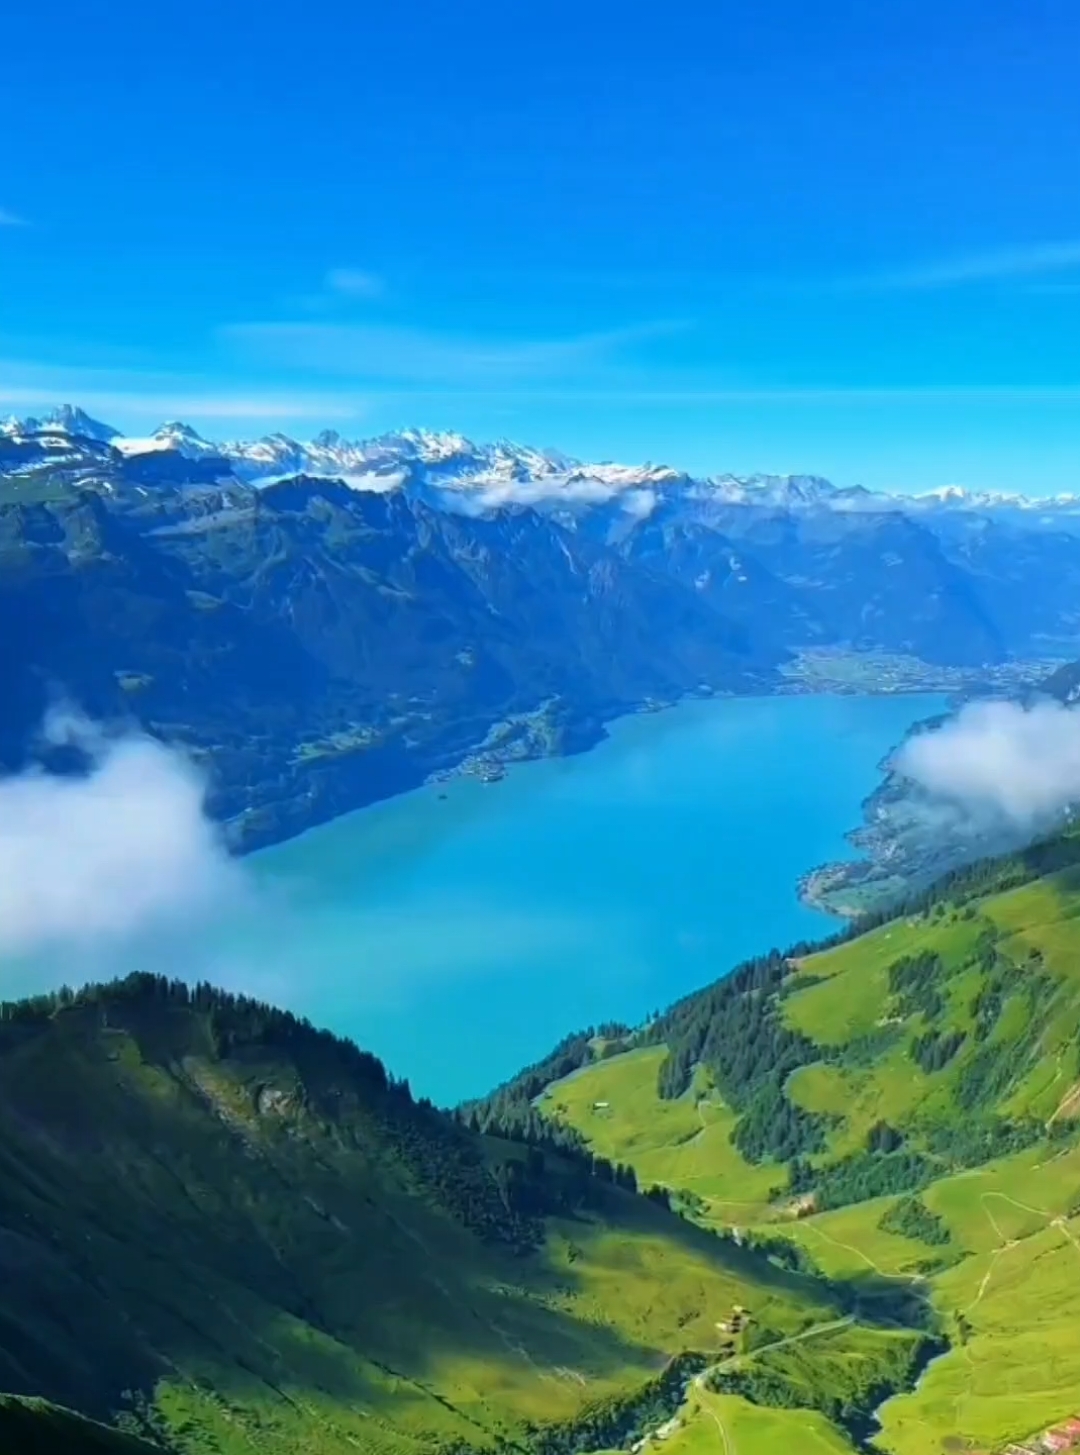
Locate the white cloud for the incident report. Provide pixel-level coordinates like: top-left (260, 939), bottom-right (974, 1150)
top-left (621, 487), bottom-right (659, 519)
top-left (849, 240), bottom-right (1080, 291)
top-left (896, 698), bottom-right (1080, 828)
top-left (220, 319), bottom-right (685, 385)
top-left (0, 209), bottom-right (26, 227)
top-left (0, 371), bottom-right (364, 426)
top-left (0, 713), bottom-right (246, 959)
top-left (325, 268), bottom-right (386, 299)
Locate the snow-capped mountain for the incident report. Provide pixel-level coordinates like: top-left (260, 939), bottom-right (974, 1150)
top-left (3, 404), bottom-right (1078, 526)
top-left (1, 404), bottom-right (119, 444)
top-left (0, 407), bottom-right (865, 514)
top-left (910, 483), bottom-right (1080, 515)
top-left (7, 401), bottom-right (1080, 846)
top-left (112, 421), bottom-right (222, 459)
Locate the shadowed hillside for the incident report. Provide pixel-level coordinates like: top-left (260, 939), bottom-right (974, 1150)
top-left (0, 973), bottom-right (880, 1455)
top-left (0, 1396), bottom-right (164, 1455)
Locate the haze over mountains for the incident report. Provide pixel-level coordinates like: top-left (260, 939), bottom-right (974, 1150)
top-left (3, 404), bottom-right (1080, 858)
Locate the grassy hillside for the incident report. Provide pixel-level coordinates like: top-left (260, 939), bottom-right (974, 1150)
top-left (529, 840), bottom-right (1080, 1453)
top-left (535, 1049), bottom-right (780, 1224)
top-left (0, 975), bottom-right (877, 1455)
top-left (10, 843), bottom-right (1080, 1454)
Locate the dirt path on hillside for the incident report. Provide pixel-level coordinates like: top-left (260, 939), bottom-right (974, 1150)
top-left (704, 1398), bottom-right (734, 1455)
top-left (685, 1319), bottom-right (855, 1455)
top-left (801, 1220), bottom-right (919, 1283)
top-left (1049, 1079), bottom-right (1080, 1126)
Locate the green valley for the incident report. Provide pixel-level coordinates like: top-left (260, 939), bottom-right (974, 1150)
top-left (13, 12), bottom-right (1080, 1455)
top-left (7, 836), bottom-right (1080, 1453)
top-left (501, 833), bottom-right (1080, 1454)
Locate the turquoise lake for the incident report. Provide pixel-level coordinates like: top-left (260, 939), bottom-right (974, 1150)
top-left (11, 693), bottom-right (944, 1104)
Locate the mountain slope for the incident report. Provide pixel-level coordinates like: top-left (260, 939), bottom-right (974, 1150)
top-left (0, 975), bottom-right (875, 1455)
top-left (495, 834), bottom-right (1080, 1452)
top-left (0, 1396), bottom-right (163, 1455)
top-left (8, 839), bottom-right (1080, 1454)
top-left (0, 470), bottom-right (761, 849)
top-left (2, 406), bottom-right (1077, 870)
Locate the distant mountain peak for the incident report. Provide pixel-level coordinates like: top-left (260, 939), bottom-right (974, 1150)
top-left (1, 403), bottom-right (119, 442)
top-left (153, 420), bottom-right (210, 442)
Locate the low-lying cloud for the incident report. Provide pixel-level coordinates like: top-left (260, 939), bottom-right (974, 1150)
top-left (0, 712), bottom-right (245, 959)
top-left (897, 698), bottom-right (1080, 829)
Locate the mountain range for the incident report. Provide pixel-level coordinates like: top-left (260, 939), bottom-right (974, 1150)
top-left (10, 404), bottom-right (1080, 523)
top-left (3, 405), bottom-right (1080, 856)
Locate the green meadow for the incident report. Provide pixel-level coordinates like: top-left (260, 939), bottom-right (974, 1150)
top-left (542, 852), bottom-right (1080, 1453)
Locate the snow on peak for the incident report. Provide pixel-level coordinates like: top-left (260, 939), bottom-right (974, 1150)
top-left (910, 484), bottom-right (1080, 514)
top-left (918, 484), bottom-right (972, 502)
top-left (697, 473), bottom-right (839, 507)
top-left (113, 420), bottom-right (219, 459)
top-left (5, 405), bottom-right (1078, 525)
top-left (1, 404), bottom-right (119, 442)
top-left (155, 420), bottom-right (210, 443)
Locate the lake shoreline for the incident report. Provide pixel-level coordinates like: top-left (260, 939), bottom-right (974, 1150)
top-left (221, 659), bottom-right (982, 865)
top-left (222, 655), bottom-right (1057, 922)
top-left (796, 655), bottom-right (1060, 919)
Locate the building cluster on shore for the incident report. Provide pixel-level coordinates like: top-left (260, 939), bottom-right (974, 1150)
top-left (1004, 1414), bottom-right (1080, 1454)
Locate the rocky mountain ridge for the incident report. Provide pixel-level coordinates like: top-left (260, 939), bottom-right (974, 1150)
top-left (6, 404), bottom-right (1080, 522)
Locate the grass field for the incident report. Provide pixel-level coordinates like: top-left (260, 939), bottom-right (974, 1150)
top-left (540, 864), bottom-right (1080, 1454)
top-left (783, 1197), bottom-right (944, 1281)
top-left (784, 913), bottom-right (985, 1045)
top-left (787, 1047), bottom-right (936, 1163)
top-left (538, 1047), bottom-right (779, 1221)
top-left (661, 1387), bottom-right (859, 1455)
top-left (0, 985), bottom-right (868, 1455)
top-left (778, 1141), bottom-right (1080, 1454)
top-left (876, 1216), bottom-right (1080, 1453)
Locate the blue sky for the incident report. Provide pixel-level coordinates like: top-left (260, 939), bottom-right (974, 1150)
top-left (3, 0), bottom-right (1080, 491)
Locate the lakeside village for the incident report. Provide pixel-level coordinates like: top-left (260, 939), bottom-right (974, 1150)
top-left (1000, 1418), bottom-right (1080, 1455)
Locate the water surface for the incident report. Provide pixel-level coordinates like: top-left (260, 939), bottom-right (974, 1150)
top-left (10, 694), bottom-right (944, 1103)
top-left (243, 693), bottom-right (943, 1100)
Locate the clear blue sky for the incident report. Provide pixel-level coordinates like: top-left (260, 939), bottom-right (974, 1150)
top-left (3, 0), bottom-right (1080, 491)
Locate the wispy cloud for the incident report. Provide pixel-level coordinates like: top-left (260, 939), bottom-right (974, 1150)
top-left (297, 384), bottom-right (1080, 406)
top-left (0, 360), bottom-right (364, 425)
top-left (0, 208), bottom-right (27, 227)
top-left (7, 357), bottom-right (1080, 426)
top-left (845, 240), bottom-right (1080, 292)
top-left (220, 319), bottom-right (687, 386)
top-left (325, 267), bottom-right (386, 299)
